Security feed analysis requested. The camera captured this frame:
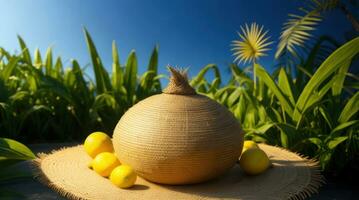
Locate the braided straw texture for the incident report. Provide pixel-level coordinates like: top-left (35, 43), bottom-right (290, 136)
top-left (163, 67), bottom-right (196, 95)
top-left (113, 94), bottom-right (244, 184)
top-left (34, 144), bottom-right (324, 200)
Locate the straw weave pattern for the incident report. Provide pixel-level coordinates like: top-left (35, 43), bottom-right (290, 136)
top-left (113, 93), bottom-right (244, 184)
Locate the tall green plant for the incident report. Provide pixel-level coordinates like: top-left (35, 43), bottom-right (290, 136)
top-left (0, 30), bottom-right (163, 142)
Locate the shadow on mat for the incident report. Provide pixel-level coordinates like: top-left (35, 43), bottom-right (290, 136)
top-left (155, 159), bottom-right (311, 199)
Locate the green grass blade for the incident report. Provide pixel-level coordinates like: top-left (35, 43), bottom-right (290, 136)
top-left (305, 137), bottom-right (323, 149)
top-left (0, 47), bottom-right (11, 61)
top-left (246, 123), bottom-right (275, 134)
top-left (331, 59), bottom-right (351, 96)
top-left (138, 45), bottom-right (159, 95)
top-left (300, 78), bottom-right (334, 116)
top-left (84, 28), bottom-right (108, 94)
top-left (147, 45), bottom-right (160, 90)
top-left (208, 77), bottom-right (221, 93)
top-left (327, 136), bottom-right (348, 150)
top-left (0, 138), bottom-right (35, 160)
top-left (147, 45), bottom-right (158, 73)
top-left (190, 64), bottom-right (221, 87)
top-left (338, 92), bottom-right (359, 123)
top-left (124, 50), bottom-right (138, 102)
top-left (330, 120), bottom-right (359, 135)
top-left (33, 48), bottom-right (42, 69)
top-left (44, 47), bottom-right (53, 76)
top-left (234, 94), bottom-right (247, 122)
top-left (278, 67), bottom-right (295, 105)
top-left (227, 87), bottom-right (243, 108)
top-left (54, 57), bottom-right (64, 79)
top-left (293, 37), bottom-right (359, 121)
top-left (17, 36), bottom-right (32, 65)
top-left (275, 123), bottom-right (298, 148)
top-left (72, 60), bottom-right (89, 93)
top-left (111, 41), bottom-right (123, 91)
top-left (255, 63), bottom-right (294, 116)
top-left (319, 106), bottom-right (333, 129)
top-left (1, 57), bottom-right (20, 80)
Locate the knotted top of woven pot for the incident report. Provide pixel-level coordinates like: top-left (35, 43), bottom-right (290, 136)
top-left (163, 67), bottom-right (196, 95)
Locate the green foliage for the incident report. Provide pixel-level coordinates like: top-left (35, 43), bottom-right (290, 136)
top-left (0, 29), bottom-right (358, 175)
top-left (0, 137), bottom-right (35, 198)
top-left (220, 37), bottom-right (359, 172)
top-left (276, 10), bottom-right (322, 58)
top-left (0, 29), bottom-right (162, 142)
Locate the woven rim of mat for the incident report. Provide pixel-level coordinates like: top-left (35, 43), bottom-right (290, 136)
top-left (33, 144), bottom-right (324, 200)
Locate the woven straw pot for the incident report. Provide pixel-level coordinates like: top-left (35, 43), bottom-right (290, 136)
top-left (113, 68), bottom-right (244, 185)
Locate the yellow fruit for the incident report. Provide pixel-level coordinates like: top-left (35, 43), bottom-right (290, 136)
top-left (242, 140), bottom-right (259, 152)
top-left (92, 152), bottom-right (121, 177)
top-left (110, 165), bottom-right (137, 188)
top-left (84, 132), bottom-right (114, 158)
top-left (239, 148), bottom-right (270, 175)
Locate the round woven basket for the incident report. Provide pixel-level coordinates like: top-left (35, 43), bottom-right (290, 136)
top-left (34, 144), bottom-right (324, 200)
top-left (112, 68), bottom-right (244, 184)
top-left (113, 93), bottom-right (243, 184)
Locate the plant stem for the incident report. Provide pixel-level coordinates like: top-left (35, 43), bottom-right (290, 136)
top-left (253, 61), bottom-right (256, 96)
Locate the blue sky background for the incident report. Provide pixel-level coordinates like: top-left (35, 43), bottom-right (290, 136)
top-left (0, 0), bottom-right (355, 82)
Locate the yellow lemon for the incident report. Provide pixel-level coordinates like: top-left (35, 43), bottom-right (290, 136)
top-left (242, 140), bottom-right (259, 153)
top-left (239, 148), bottom-right (270, 175)
top-left (84, 132), bottom-right (114, 158)
top-left (110, 165), bottom-right (137, 188)
top-left (92, 152), bottom-right (120, 177)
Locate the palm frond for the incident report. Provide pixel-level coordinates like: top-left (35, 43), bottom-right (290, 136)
top-left (231, 23), bottom-right (272, 65)
top-left (275, 10), bottom-right (322, 59)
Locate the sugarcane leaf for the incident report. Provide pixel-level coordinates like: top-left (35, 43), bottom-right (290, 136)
top-left (208, 77), bottom-right (221, 93)
top-left (275, 123), bottom-right (297, 148)
top-left (44, 47), bottom-right (53, 76)
top-left (246, 123), bottom-right (275, 134)
top-left (227, 87), bottom-right (243, 107)
top-left (296, 79), bottom-right (334, 126)
top-left (338, 92), bottom-right (359, 123)
top-left (0, 138), bottom-right (35, 160)
top-left (124, 50), bottom-right (138, 102)
top-left (234, 94), bottom-right (247, 122)
top-left (331, 59), bottom-right (351, 96)
top-left (17, 35), bottom-right (32, 65)
top-left (327, 136), bottom-right (348, 150)
top-left (190, 64), bottom-right (221, 87)
top-left (147, 45), bottom-right (159, 73)
top-left (255, 64), bottom-right (294, 116)
top-left (293, 37), bottom-right (359, 122)
top-left (84, 28), bottom-right (108, 94)
top-left (330, 120), bottom-right (359, 135)
top-left (111, 41), bottom-right (123, 92)
top-left (33, 48), bottom-right (42, 69)
top-left (306, 137), bottom-right (323, 149)
top-left (0, 57), bottom-right (20, 80)
top-left (54, 57), bottom-right (63, 79)
top-left (278, 67), bottom-right (296, 105)
top-left (319, 106), bottom-right (333, 129)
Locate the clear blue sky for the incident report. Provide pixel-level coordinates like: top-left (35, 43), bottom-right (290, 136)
top-left (0, 0), bottom-right (354, 82)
